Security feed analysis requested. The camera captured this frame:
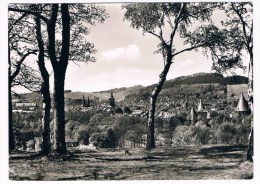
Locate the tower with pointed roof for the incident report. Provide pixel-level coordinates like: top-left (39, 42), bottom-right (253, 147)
top-left (187, 107), bottom-right (197, 125)
top-left (197, 99), bottom-right (207, 121)
top-left (236, 93), bottom-right (250, 115)
top-left (197, 99), bottom-right (206, 112)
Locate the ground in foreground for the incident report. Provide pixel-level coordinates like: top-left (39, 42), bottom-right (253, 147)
top-left (9, 145), bottom-right (253, 180)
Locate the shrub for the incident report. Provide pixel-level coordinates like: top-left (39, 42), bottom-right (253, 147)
top-left (89, 128), bottom-right (118, 148)
top-left (115, 107), bottom-right (123, 114)
top-left (234, 115), bottom-right (252, 144)
top-left (172, 126), bottom-right (199, 146)
top-left (102, 128), bottom-right (118, 148)
top-left (123, 106), bottom-right (132, 114)
top-left (192, 122), bottom-right (212, 144)
top-left (76, 129), bottom-right (90, 145)
top-left (216, 122), bottom-right (236, 144)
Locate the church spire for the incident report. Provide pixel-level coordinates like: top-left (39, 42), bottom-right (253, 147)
top-left (197, 99), bottom-right (206, 112)
top-left (236, 93), bottom-right (249, 112)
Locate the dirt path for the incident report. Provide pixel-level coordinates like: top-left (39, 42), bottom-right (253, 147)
top-left (9, 145), bottom-right (253, 180)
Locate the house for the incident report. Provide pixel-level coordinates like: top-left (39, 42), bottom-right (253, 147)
top-left (65, 137), bottom-right (79, 147)
top-left (15, 102), bottom-right (38, 111)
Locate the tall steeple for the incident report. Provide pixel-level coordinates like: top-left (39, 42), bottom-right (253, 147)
top-left (197, 99), bottom-right (206, 112)
top-left (236, 93), bottom-right (249, 112)
top-left (188, 107), bottom-right (197, 121)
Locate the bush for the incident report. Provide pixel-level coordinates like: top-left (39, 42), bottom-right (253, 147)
top-left (172, 126), bottom-right (199, 146)
top-left (115, 107), bottom-right (123, 114)
top-left (89, 133), bottom-right (103, 147)
top-left (89, 128), bottom-right (118, 148)
top-left (192, 122), bottom-right (212, 144)
top-left (167, 116), bottom-right (182, 132)
top-left (216, 122), bottom-right (236, 144)
top-left (234, 115), bottom-right (252, 144)
top-left (76, 129), bottom-right (90, 145)
top-left (102, 128), bottom-right (118, 148)
top-left (65, 120), bottom-right (81, 138)
top-left (15, 130), bottom-right (36, 149)
top-left (123, 106), bottom-right (132, 114)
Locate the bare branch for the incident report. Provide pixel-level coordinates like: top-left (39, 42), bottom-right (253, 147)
top-left (231, 3), bottom-right (251, 50)
top-left (170, 3), bottom-right (187, 47)
top-left (173, 44), bottom-right (204, 57)
top-left (9, 7), bottom-right (49, 23)
top-left (10, 50), bottom-right (37, 82)
top-left (9, 11), bottom-right (29, 33)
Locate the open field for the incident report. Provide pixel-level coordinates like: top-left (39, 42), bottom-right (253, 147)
top-left (9, 145), bottom-right (253, 180)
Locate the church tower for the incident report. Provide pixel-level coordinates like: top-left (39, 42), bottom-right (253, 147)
top-left (197, 99), bottom-right (207, 121)
top-left (236, 93), bottom-right (250, 115)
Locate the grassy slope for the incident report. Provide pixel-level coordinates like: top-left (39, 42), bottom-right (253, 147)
top-left (9, 145), bottom-right (253, 180)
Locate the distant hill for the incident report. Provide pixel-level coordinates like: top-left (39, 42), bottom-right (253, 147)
top-left (149, 73), bottom-right (248, 90)
top-left (160, 73), bottom-right (225, 89)
top-left (225, 75), bottom-right (248, 85)
top-left (12, 73), bottom-right (248, 103)
top-left (124, 73), bottom-right (248, 104)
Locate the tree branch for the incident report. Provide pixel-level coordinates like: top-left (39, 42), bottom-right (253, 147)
top-left (47, 4), bottom-right (59, 70)
top-left (9, 11), bottom-right (29, 33)
top-left (9, 7), bottom-right (49, 23)
top-left (60, 4), bottom-right (70, 72)
top-left (173, 44), bottom-right (204, 57)
top-left (231, 3), bottom-right (251, 50)
top-left (10, 50), bottom-right (37, 82)
top-left (170, 3), bottom-right (187, 48)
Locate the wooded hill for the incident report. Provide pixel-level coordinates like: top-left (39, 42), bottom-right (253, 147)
top-left (13, 73), bottom-right (248, 104)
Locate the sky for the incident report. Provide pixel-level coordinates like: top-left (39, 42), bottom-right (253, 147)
top-left (13, 3), bottom-right (248, 93)
top-left (10, 3), bottom-right (248, 94)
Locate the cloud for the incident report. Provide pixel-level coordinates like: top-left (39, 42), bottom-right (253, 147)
top-left (169, 59), bottom-right (213, 79)
top-left (101, 44), bottom-right (140, 61)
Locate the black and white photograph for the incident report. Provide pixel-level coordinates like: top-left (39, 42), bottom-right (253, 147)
top-left (1, 0), bottom-right (259, 182)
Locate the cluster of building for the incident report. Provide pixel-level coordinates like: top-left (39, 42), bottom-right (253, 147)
top-left (12, 101), bottom-right (39, 113)
top-left (187, 93), bottom-right (250, 124)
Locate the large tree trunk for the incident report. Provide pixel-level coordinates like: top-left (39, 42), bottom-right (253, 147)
top-left (52, 71), bottom-right (67, 154)
top-left (146, 57), bottom-right (172, 150)
top-left (8, 75), bottom-right (15, 151)
top-left (247, 53), bottom-right (253, 161)
top-left (46, 4), bottom-right (70, 155)
top-left (41, 88), bottom-right (51, 155)
top-left (35, 11), bottom-right (51, 155)
top-left (8, 47), bottom-right (15, 151)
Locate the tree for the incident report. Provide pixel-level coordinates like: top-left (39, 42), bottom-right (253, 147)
top-left (108, 92), bottom-right (116, 114)
top-left (33, 4), bottom-right (52, 155)
top-left (123, 3), bottom-right (221, 149)
top-left (9, 4), bottom-right (52, 154)
top-left (10, 4), bottom-right (108, 155)
top-left (46, 4), bottom-right (70, 154)
top-left (8, 10), bottom-right (41, 150)
top-left (210, 2), bottom-right (253, 161)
